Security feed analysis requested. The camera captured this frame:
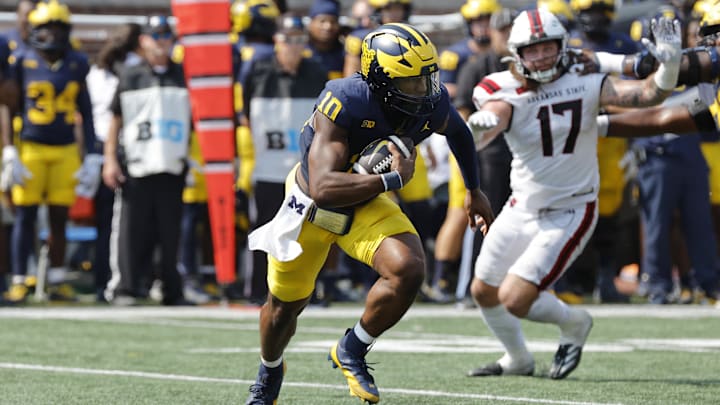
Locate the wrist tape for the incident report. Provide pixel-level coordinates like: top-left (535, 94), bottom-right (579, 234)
top-left (380, 170), bottom-right (403, 191)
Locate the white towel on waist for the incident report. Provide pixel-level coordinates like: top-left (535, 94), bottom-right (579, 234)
top-left (248, 184), bottom-right (313, 261)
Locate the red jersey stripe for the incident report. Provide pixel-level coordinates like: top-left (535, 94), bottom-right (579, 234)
top-left (478, 78), bottom-right (500, 94)
top-left (539, 201), bottom-right (597, 290)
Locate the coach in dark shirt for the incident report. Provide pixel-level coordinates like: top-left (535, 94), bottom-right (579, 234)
top-left (242, 13), bottom-right (329, 302)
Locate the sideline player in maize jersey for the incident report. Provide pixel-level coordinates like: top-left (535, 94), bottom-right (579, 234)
top-left (594, 7), bottom-right (720, 305)
top-left (554, 0), bottom-right (638, 305)
top-left (465, 10), bottom-right (681, 379)
top-left (583, 4), bottom-right (720, 126)
top-left (343, 0), bottom-right (411, 78)
top-left (584, 2), bottom-right (720, 87)
top-left (244, 23), bottom-right (494, 404)
top-left (439, 0), bottom-right (501, 99)
top-left (0, 0), bottom-right (100, 303)
top-left (231, 0), bottom-right (279, 228)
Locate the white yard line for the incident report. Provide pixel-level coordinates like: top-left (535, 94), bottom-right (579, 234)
top-left (0, 362), bottom-right (623, 405)
top-left (0, 304), bottom-right (717, 320)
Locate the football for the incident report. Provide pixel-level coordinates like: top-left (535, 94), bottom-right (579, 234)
top-left (352, 135), bottom-right (414, 175)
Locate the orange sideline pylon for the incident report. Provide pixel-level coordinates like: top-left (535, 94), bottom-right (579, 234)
top-left (171, 0), bottom-right (236, 285)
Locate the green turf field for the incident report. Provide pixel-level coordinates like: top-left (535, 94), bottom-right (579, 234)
top-left (1, 304), bottom-right (719, 404)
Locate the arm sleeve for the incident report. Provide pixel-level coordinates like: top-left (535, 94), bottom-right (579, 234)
top-left (692, 108), bottom-right (717, 134)
top-left (444, 106), bottom-right (480, 189)
top-left (677, 46), bottom-right (720, 86)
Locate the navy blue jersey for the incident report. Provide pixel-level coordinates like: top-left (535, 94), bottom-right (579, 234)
top-left (439, 39), bottom-right (474, 86)
top-left (8, 48), bottom-right (94, 147)
top-left (345, 28), bottom-right (372, 58)
top-left (304, 42), bottom-right (345, 80)
top-left (3, 28), bottom-right (28, 54)
top-left (234, 42), bottom-right (275, 120)
top-left (299, 74), bottom-right (479, 189)
top-left (568, 30), bottom-right (637, 55)
top-left (633, 88), bottom-right (707, 159)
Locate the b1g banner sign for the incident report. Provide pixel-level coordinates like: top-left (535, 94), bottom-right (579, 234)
top-left (171, 0), bottom-right (236, 285)
top-left (249, 98), bottom-right (316, 183)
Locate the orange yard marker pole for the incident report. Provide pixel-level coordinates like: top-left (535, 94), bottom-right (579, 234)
top-left (171, 0), bottom-right (236, 285)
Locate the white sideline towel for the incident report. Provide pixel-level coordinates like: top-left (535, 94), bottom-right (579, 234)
top-left (248, 184), bottom-right (313, 261)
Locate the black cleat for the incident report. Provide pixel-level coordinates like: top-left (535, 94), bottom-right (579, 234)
top-left (551, 308), bottom-right (593, 379)
top-left (329, 336), bottom-right (379, 403)
top-left (245, 361), bottom-right (285, 405)
top-left (549, 344), bottom-right (584, 379)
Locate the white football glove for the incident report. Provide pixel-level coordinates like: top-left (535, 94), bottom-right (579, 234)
top-left (0, 145), bottom-right (32, 191)
top-left (468, 110), bottom-right (499, 132)
top-left (642, 17), bottom-right (682, 90)
top-left (74, 153), bottom-right (104, 199)
top-left (642, 17), bottom-right (682, 64)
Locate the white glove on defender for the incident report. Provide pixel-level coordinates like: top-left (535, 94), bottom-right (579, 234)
top-left (467, 110), bottom-right (500, 150)
top-left (467, 110), bottom-right (499, 132)
top-left (642, 17), bottom-right (682, 90)
top-left (0, 145), bottom-right (32, 191)
top-left (74, 153), bottom-right (104, 198)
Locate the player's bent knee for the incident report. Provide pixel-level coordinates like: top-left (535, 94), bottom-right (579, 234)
top-left (471, 278), bottom-right (500, 307)
top-left (498, 291), bottom-right (532, 318)
top-left (392, 256), bottom-right (425, 294)
top-left (268, 295), bottom-right (310, 322)
top-left (374, 233), bottom-right (426, 293)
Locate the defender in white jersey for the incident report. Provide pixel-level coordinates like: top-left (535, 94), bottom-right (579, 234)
top-left (465, 9), bottom-right (681, 379)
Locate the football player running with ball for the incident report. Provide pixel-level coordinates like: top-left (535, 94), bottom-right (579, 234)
top-left (245, 23), bottom-right (494, 404)
top-left (465, 10), bottom-right (681, 379)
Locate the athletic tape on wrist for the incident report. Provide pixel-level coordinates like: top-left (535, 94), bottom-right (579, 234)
top-left (654, 62), bottom-right (679, 91)
top-left (596, 115), bottom-right (609, 138)
top-left (597, 52), bottom-right (625, 74)
top-left (380, 170), bottom-right (403, 191)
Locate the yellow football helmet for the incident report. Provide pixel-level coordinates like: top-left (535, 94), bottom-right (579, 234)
top-left (691, 0), bottom-right (711, 21)
top-left (569, 0), bottom-right (615, 17)
top-left (460, 0), bottom-right (501, 21)
top-left (28, 0), bottom-right (71, 27)
top-left (28, 0), bottom-right (72, 52)
top-left (361, 23), bottom-right (441, 117)
top-left (538, 0), bottom-right (575, 30)
top-left (700, 0), bottom-right (720, 37)
top-left (369, 0), bottom-right (412, 9)
top-left (570, 0), bottom-right (615, 35)
top-left (230, 0), bottom-right (279, 39)
top-left (369, 0), bottom-right (412, 22)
